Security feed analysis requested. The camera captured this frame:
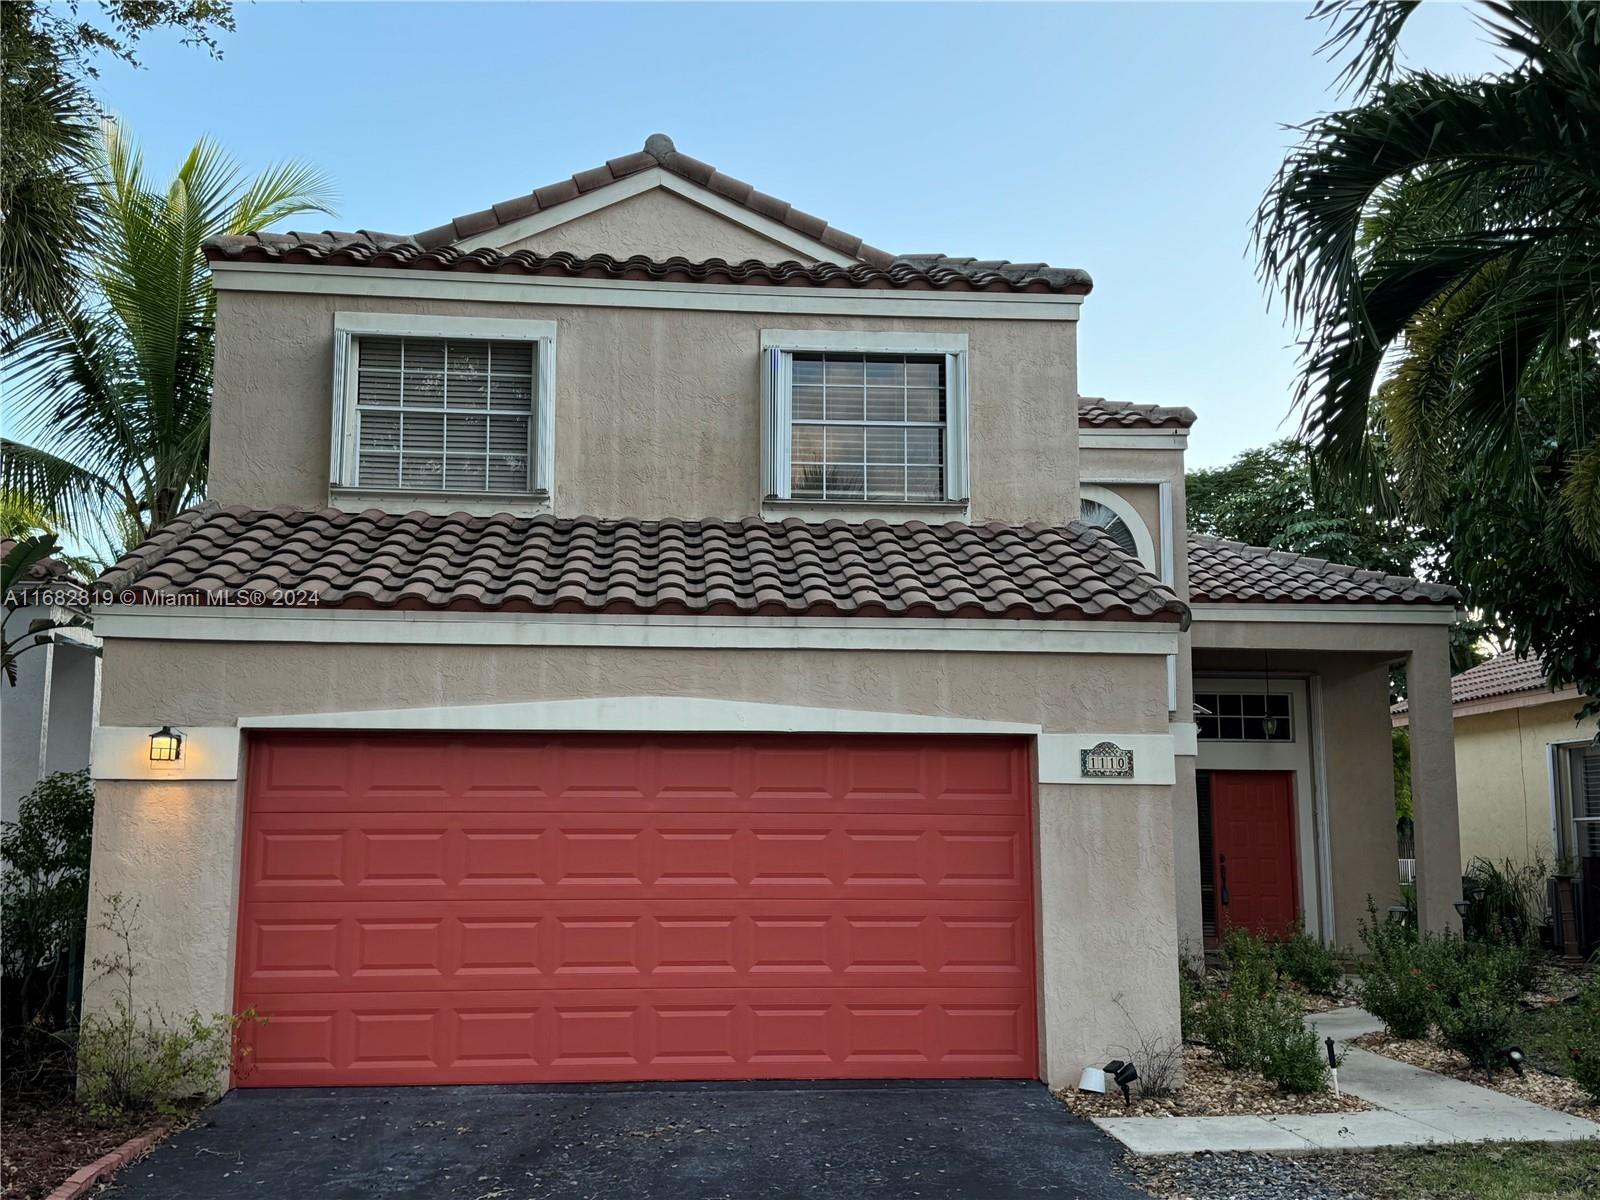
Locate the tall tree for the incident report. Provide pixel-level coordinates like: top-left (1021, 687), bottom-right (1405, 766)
top-left (1, 1), bottom-right (236, 332)
top-left (1187, 438), bottom-right (1492, 673)
top-left (2, 126), bottom-right (334, 558)
top-left (1255, 0), bottom-right (1600, 716)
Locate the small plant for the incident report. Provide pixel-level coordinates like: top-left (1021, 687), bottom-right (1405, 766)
top-left (1356, 899), bottom-right (1435, 1038)
top-left (1437, 986), bottom-right (1518, 1074)
top-left (1220, 928), bottom-right (1277, 995)
top-left (1257, 996), bottom-right (1330, 1093)
top-left (1275, 924), bottom-right (1343, 996)
top-left (1109, 992), bottom-right (1183, 1098)
top-left (1564, 977), bottom-right (1600, 1103)
top-left (77, 893), bottom-right (261, 1119)
top-left (1461, 856), bottom-right (1548, 948)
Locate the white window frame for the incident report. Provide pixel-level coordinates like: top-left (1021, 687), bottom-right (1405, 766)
top-left (759, 329), bottom-right (970, 507)
top-left (330, 312), bottom-right (557, 497)
top-left (1079, 484), bottom-right (1158, 572)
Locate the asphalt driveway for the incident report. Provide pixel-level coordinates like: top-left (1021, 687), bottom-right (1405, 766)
top-left (101, 1079), bottom-right (1149, 1199)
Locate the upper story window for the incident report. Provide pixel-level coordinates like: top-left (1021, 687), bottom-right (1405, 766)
top-left (330, 314), bottom-right (555, 499)
top-left (761, 330), bottom-right (969, 508)
top-left (1079, 485), bottom-right (1157, 571)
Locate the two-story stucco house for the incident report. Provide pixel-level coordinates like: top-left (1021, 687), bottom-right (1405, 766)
top-left (85, 136), bottom-right (1466, 1092)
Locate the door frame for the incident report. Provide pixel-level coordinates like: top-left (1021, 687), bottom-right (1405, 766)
top-left (1194, 676), bottom-right (1328, 941)
top-left (1205, 768), bottom-right (1300, 940)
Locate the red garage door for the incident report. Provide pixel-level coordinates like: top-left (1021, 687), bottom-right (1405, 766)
top-left (235, 733), bottom-right (1036, 1086)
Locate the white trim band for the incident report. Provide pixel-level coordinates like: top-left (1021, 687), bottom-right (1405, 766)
top-left (91, 700), bottom-right (1176, 787)
top-left (209, 261), bottom-right (1085, 322)
top-left (1191, 603), bottom-right (1461, 626)
top-left (90, 608), bottom-right (1182, 655)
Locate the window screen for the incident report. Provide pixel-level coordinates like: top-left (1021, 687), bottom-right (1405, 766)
top-left (789, 353), bottom-right (945, 502)
top-left (354, 337), bottom-right (535, 493)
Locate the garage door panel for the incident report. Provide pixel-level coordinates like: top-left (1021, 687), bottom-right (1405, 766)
top-left (237, 733), bottom-right (1034, 1085)
top-left (245, 812), bottom-right (1030, 902)
top-left (238, 901), bottom-right (1033, 993)
top-left (239, 987), bottom-right (1033, 1087)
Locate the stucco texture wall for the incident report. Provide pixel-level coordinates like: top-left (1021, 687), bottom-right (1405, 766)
top-left (209, 291), bottom-right (1078, 525)
top-left (88, 636), bottom-right (1174, 1089)
top-left (497, 187), bottom-right (817, 264)
top-left (1453, 699), bottom-right (1592, 865)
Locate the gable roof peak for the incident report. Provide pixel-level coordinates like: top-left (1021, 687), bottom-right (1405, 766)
top-left (643, 132), bottom-right (676, 159)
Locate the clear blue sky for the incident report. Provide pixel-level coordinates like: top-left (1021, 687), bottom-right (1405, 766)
top-left (91, 0), bottom-right (1503, 468)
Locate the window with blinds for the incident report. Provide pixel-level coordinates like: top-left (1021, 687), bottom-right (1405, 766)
top-left (1576, 744), bottom-right (1600, 856)
top-left (788, 353), bottom-right (946, 503)
top-left (353, 336), bottom-right (535, 493)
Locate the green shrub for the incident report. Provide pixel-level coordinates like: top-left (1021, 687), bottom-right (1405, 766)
top-left (78, 1004), bottom-right (254, 1120)
top-left (1275, 926), bottom-right (1343, 996)
top-left (1221, 928), bottom-right (1277, 996)
top-left (1356, 898), bottom-right (1538, 1040)
top-left (1416, 935), bottom-right (1535, 1009)
top-left (1564, 978), bottom-right (1600, 1102)
top-left (1437, 987), bottom-right (1519, 1073)
top-left (1189, 984), bottom-right (1268, 1070)
top-left (1258, 998), bottom-right (1330, 1093)
top-left (1356, 900), bottom-right (1436, 1038)
top-left (78, 893), bottom-right (260, 1118)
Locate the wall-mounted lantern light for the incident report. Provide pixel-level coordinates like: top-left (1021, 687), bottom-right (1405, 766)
top-left (149, 725), bottom-right (183, 763)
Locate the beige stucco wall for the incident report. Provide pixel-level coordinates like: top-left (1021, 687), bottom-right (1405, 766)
top-left (86, 635), bottom-right (1176, 1089)
top-left (211, 290), bottom-right (1079, 525)
top-left (1038, 781), bottom-right (1181, 1081)
top-left (1453, 698), bottom-right (1592, 866)
top-left (497, 186), bottom-right (819, 264)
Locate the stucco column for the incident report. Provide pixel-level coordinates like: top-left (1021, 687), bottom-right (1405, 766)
top-left (1171, 758), bottom-right (1203, 960)
top-left (1407, 628), bottom-right (1462, 932)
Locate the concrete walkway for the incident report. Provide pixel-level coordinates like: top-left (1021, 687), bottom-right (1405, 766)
top-left (1095, 1007), bottom-right (1600, 1156)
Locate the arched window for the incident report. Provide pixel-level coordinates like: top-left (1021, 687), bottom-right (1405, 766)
top-left (1079, 484), bottom-right (1157, 570)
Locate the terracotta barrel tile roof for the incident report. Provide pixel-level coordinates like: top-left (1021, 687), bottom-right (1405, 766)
top-left (201, 236), bottom-right (1093, 295)
top-left (1186, 534), bottom-right (1459, 606)
top-left (411, 133), bottom-right (898, 264)
top-left (1446, 651), bottom-right (1551, 704)
top-left (1078, 397), bottom-right (1197, 430)
top-left (96, 507), bottom-right (1187, 622)
top-left (204, 135), bottom-right (1093, 294)
top-left (2, 537), bottom-right (88, 604)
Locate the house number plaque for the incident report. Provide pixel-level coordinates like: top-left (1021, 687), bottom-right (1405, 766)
top-left (1080, 741), bottom-right (1135, 779)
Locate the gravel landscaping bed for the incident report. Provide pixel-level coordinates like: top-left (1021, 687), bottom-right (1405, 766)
top-left (1129, 1151), bottom-right (1364, 1200)
top-left (1353, 1030), bottom-right (1599, 1120)
top-left (1057, 1046), bottom-right (1370, 1119)
top-left (1131, 1142), bottom-right (1600, 1200)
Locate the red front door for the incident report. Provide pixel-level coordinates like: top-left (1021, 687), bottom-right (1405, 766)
top-left (234, 732), bottom-right (1036, 1086)
top-left (1209, 771), bottom-right (1297, 937)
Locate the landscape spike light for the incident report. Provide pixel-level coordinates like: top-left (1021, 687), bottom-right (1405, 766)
top-left (1112, 1061), bottom-right (1139, 1105)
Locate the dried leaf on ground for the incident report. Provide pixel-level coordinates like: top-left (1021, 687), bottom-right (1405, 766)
top-left (1057, 1046), bottom-right (1369, 1119)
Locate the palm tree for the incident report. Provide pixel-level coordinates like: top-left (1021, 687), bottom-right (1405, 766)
top-left (1254, 1), bottom-right (1599, 547)
top-left (0, 1), bottom-right (101, 332)
top-left (1, 124), bottom-right (334, 557)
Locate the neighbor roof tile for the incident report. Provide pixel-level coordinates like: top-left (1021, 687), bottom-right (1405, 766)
top-left (1187, 534), bottom-right (1459, 606)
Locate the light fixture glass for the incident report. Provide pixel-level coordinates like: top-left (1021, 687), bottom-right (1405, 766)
top-left (149, 725), bottom-right (183, 762)
top-left (1261, 650), bottom-right (1279, 739)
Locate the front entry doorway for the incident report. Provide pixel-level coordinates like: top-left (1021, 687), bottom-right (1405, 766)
top-left (1202, 770), bottom-right (1299, 940)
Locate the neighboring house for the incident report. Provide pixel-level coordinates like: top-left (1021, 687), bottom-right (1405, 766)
top-left (1393, 650), bottom-right (1599, 883)
top-left (83, 135), bottom-right (1464, 1093)
top-left (1, 540), bottom-right (98, 820)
